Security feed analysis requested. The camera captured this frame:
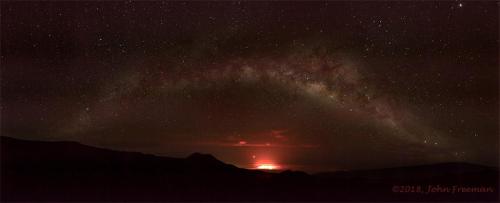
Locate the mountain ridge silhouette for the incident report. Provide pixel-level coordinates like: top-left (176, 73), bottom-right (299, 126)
top-left (1, 136), bottom-right (498, 201)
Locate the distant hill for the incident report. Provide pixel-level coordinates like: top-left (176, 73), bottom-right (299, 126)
top-left (1, 136), bottom-right (498, 201)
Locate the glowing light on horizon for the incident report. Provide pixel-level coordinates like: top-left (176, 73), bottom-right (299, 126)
top-left (256, 163), bottom-right (279, 170)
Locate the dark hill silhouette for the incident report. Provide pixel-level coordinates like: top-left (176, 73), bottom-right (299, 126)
top-left (1, 136), bottom-right (498, 201)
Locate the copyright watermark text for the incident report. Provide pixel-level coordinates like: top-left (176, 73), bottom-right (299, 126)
top-left (392, 185), bottom-right (495, 194)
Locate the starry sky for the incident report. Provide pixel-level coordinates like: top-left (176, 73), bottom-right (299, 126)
top-left (1, 1), bottom-right (498, 172)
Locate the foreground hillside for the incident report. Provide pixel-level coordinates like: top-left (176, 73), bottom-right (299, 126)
top-left (1, 136), bottom-right (497, 201)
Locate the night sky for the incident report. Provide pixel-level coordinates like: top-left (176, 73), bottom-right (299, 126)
top-left (1, 1), bottom-right (498, 172)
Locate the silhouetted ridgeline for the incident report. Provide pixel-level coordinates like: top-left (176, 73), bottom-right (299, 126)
top-left (1, 136), bottom-right (498, 201)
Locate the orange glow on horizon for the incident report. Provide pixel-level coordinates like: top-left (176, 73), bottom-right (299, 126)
top-left (255, 163), bottom-right (280, 170)
top-left (251, 152), bottom-right (281, 170)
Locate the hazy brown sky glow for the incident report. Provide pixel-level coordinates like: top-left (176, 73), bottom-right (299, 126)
top-left (1, 1), bottom-right (498, 172)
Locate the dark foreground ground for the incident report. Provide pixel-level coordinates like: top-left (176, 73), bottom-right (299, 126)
top-left (1, 136), bottom-right (498, 201)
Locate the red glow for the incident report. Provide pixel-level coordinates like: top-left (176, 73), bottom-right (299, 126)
top-left (256, 163), bottom-right (279, 170)
top-left (254, 157), bottom-right (281, 170)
